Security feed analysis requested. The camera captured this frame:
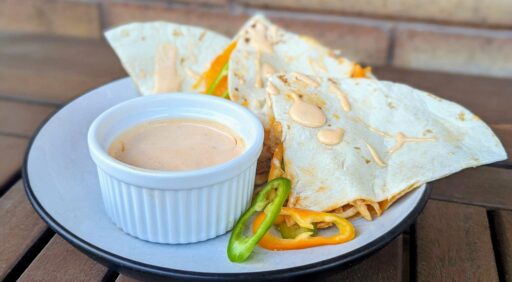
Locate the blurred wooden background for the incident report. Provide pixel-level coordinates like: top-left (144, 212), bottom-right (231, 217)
top-left (1, 0), bottom-right (512, 78)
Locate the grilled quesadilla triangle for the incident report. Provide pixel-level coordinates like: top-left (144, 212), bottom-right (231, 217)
top-left (105, 22), bottom-right (230, 96)
top-left (267, 73), bottom-right (506, 219)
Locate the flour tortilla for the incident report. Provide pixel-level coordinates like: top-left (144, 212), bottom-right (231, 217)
top-left (226, 15), bottom-right (358, 179)
top-left (268, 74), bottom-right (507, 214)
top-left (228, 15), bottom-right (356, 127)
top-left (105, 22), bottom-right (230, 95)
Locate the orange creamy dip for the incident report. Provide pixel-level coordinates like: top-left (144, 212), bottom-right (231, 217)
top-left (109, 119), bottom-right (245, 171)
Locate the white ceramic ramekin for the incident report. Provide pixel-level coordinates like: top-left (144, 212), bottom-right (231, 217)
top-left (88, 94), bottom-right (263, 244)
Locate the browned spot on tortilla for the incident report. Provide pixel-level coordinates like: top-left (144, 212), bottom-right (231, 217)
top-left (198, 30), bottom-right (206, 41)
top-left (316, 186), bottom-right (327, 193)
top-left (387, 101), bottom-right (396, 109)
top-left (333, 113), bottom-right (340, 120)
top-left (423, 129), bottom-right (433, 136)
top-left (277, 74), bottom-right (288, 84)
top-left (354, 146), bottom-right (361, 150)
top-left (472, 114), bottom-right (481, 121)
top-left (300, 167), bottom-right (316, 177)
top-left (364, 158), bottom-right (371, 164)
top-left (120, 142), bottom-right (125, 152)
top-left (293, 197), bottom-right (301, 207)
top-left (458, 111), bottom-right (466, 121)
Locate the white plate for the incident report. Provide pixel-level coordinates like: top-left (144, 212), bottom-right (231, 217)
top-left (24, 78), bottom-right (430, 280)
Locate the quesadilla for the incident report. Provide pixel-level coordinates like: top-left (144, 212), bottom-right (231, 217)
top-left (105, 22), bottom-right (230, 95)
top-left (267, 73), bottom-right (507, 220)
top-left (195, 15), bottom-right (371, 180)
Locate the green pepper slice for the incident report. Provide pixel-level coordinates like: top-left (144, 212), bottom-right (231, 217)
top-left (227, 177), bottom-right (291, 262)
top-left (206, 62), bottom-right (229, 95)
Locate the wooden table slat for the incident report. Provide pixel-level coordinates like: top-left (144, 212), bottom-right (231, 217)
top-left (492, 210), bottom-right (512, 281)
top-left (18, 235), bottom-right (108, 281)
top-left (416, 200), bottom-right (499, 281)
top-left (0, 99), bottom-right (55, 137)
top-left (0, 135), bottom-right (27, 190)
top-left (0, 181), bottom-right (47, 280)
top-left (0, 34), bottom-right (125, 104)
top-left (431, 166), bottom-right (512, 210)
top-left (317, 235), bottom-right (407, 281)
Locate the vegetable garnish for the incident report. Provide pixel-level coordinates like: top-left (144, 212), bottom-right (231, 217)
top-left (227, 177), bottom-right (291, 263)
top-left (252, 207), bottom-right (355, 251)
top-left (351, 63), bottom-right (372, 78)
top-left (194, 40), bottom-right (238, 97)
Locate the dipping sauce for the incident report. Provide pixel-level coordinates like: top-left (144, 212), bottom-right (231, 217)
top-left (108, 119), bottom-right (245, 171)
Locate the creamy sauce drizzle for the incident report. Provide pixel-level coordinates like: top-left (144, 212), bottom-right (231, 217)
top-left (289, 93), bottom-right (326, 128)
top-left (292, 72), bottom-right (320, 87)
top-left (317, 128), bottom-right (344, 145)
top-left (350, 117), bottom-right (392, 138)
top-left (366, 143), bottom-right (386, 167)
top-left (246, 22), bottom-right (273, 53)
top-left (388, 132), bottom-right (436, 154)
top-left (109, 119), bottom-right (245, 171)
top-left (154, 43), bottom-right (181, 92)
top-left (267, 82), bottom-right (279, 95)
top-left (261, 62), bottom-right (276, 79)
top-left (329, 82), bottom-right (351, 112)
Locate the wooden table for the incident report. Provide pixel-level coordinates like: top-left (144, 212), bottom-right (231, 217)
top-left (0, 32), bottom-right (511, 281)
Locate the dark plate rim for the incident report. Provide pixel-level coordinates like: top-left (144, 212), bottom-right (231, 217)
top-left (22, 80), bottom-right (432, 280)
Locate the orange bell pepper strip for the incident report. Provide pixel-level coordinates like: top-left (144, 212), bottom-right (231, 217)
top-left (193, 40), bottom-right (237, 97)
top-left (252, 207), bottom-right (356, 251)
top-left (351, 63), bottom-right (372, 78)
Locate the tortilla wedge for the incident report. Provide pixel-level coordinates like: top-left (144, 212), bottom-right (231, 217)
top-left (267, 73), bottom-right (507, 220)
top-left (105, 22), bottom-right (230, 96)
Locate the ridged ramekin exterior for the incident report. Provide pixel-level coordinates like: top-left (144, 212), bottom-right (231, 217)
top-left (97, 162), bottom-right (256, 244)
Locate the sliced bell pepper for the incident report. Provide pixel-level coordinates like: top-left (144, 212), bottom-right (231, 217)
top-left (227, 177), bottom-right (291, 262)
top-left (194, 40), bottom-right (237, 97)
top-left (351, 63), bottom-right (372, 78)
top-left (252, 207), bottom-right (356, 250)
top-left (277, 221), bottom-right (317, 239)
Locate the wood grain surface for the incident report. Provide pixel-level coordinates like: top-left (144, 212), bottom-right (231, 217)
top-left (0, 34), bottom-right (125, 104)
top-left (416, 200), bottom-right (499, 281)
top-left (0, 135), bottom-right (27, 190)
top-left (431, 166), bottom-right (512, 209)
top-left (0, 181), bottom-right (47, 280)
top-left (0, 99), bottom-right (55, 137)
top-left (18, 236), bottom-right (108, 281)
top-left (493, 210), bottom-right (512, 281)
